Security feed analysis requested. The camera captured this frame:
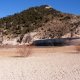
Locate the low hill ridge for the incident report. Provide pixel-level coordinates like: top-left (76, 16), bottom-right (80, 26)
top-left (0, 5), bottom-right (80, 44)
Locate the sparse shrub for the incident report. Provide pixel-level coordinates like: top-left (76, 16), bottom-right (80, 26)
top-left (41, 27), bottom-right (43, 30)
top-left (47, 28), bottom-right (51, 31)
top-left (17, 45), bottom-right (32, 57)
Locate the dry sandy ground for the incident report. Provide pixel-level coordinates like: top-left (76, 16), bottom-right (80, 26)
top-left (0, 46), bottom-right (77, 57)
top-left (0, 46), bottom-right (80, 80)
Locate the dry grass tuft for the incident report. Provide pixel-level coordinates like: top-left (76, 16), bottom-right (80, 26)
top-left (17, 45), bottom-right (33, 57)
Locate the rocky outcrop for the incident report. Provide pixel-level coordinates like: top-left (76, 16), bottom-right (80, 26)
top-left (21, 32), bottom-right (39, 44)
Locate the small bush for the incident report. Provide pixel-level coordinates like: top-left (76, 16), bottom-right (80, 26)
top-left (17, 45), bottom-right (32, 57)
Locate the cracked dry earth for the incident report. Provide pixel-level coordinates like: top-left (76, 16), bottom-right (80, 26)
top-left (0, 52), bottom-right (80, 80)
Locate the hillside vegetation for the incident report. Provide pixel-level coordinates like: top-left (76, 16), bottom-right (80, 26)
top-left (0, 5), bottom-right (80, 39)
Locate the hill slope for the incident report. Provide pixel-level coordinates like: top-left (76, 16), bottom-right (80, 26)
top-left (0, 5), bottom-right (80, 44)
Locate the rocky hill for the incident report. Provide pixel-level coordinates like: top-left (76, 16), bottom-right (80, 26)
top-left (0, 5), bottom-right (80, 44)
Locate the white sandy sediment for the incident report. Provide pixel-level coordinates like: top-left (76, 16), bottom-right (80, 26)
top-left (0, 53), bottom-right (80, 80)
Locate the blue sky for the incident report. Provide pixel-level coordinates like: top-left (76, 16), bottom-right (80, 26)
top-left (0, 0), bottom-right (80, 18)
